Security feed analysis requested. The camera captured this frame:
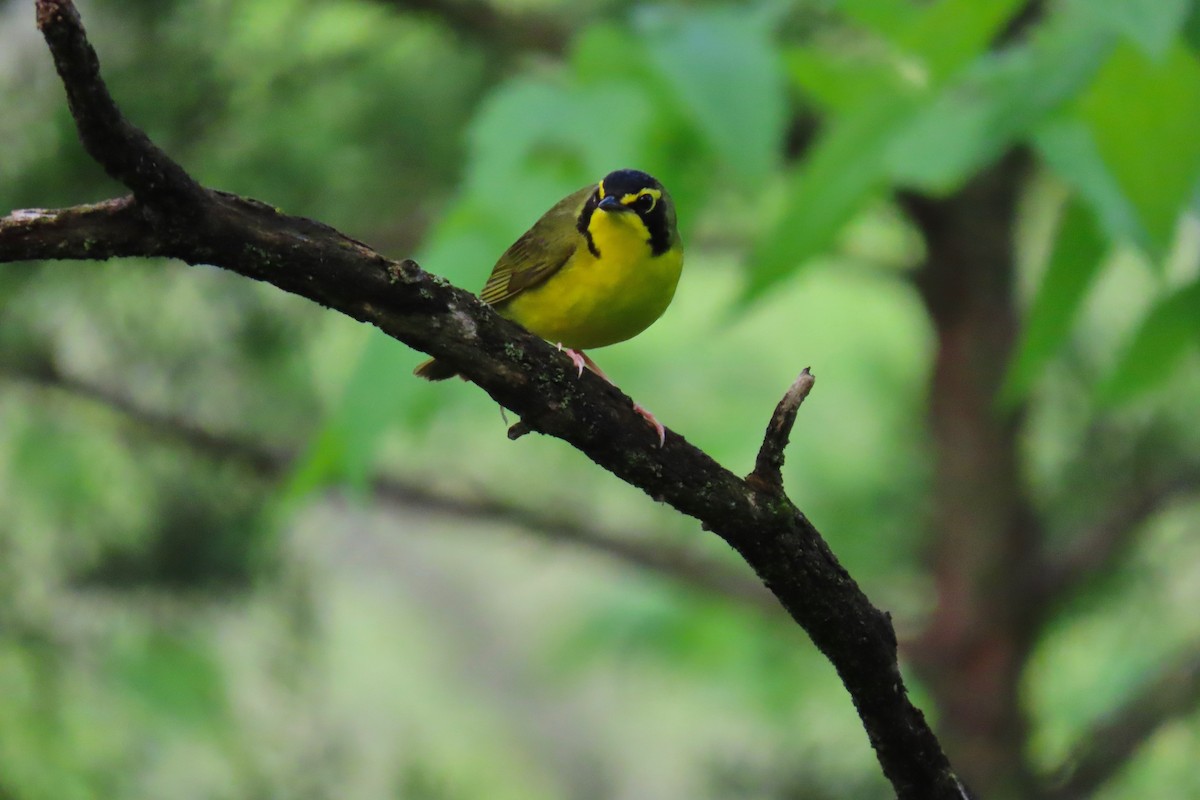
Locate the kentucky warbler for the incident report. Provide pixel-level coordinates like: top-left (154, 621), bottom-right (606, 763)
top-left (415, 169), bottom-right (683, 445)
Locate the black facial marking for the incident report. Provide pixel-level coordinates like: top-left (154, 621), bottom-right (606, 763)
top-left (597, 169), bottom-right (673, 257)
top-left (576, 190), bottom-right (602, 258)
top-left (642, 202), bottom-right (671, 256)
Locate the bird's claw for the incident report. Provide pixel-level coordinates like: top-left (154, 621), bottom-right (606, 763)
top-left (557, 344), bottom-right (587, 378)
top-left (633, 402), bottom-right (666, 448)
top-left (555, 345), bottom-right (664, 446)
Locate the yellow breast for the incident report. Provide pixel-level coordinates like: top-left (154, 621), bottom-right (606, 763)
top-left (499, 208), bottom-right (683, 350)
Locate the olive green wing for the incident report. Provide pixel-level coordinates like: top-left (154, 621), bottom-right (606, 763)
top-left (479, 185), bottom-right (592, 306)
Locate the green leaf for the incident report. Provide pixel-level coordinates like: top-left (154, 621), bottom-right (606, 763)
top-left (745, 95), bottom-right (911, 304)
top-left (571, 23), bottom-right (648, 86)
top-left (808, 0), bottom-right (1026, 112)
top-left (748, 0), bottom-right (1028, 301)
top-left (636, 6), bottom-right (787, 184)
top-left (786, 47), bottom-right (899, 113)
top-left (839, 0), bottom-right (917, 35)
top-left (842, 0), bottom-right (1025, 82)
top-left (784, 24), bottom-right (926, 114)
top-left (1002, 198), bottom-right (1108, 403)
top-left (1078, 42), bottom-right (1200, 258)
top-left (888, 0), bottom-right (1027, 84)
top-left (287, 330), bottom-right (416, 497)
top-left (1075, 0), bottom-right (1192, 59)
top-left (465, 76), bottom-right (653, 205)
top-left (1099, 277), bottom-right (1200, 405)
top-left (886, 12), bottom-right (1112, 192)
top-left (1034, 119), bottom-right (1147, 247)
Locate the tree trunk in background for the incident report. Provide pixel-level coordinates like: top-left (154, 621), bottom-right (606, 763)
top-left (902, 151), bottom-right (1046, 799)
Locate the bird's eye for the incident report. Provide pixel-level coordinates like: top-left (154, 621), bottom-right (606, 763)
top-left (636, 192), bottom-right (656, 212)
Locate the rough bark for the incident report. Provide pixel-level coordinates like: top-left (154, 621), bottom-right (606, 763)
top-left (0, 1), bottom-right (971, 796)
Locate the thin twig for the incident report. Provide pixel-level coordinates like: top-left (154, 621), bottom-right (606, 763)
top-left (1046, 644), bottom-right (1200, 800)
top-left (1039, 476), bottom-right (1200, 604)
top-left (0, 4), bottom-right (967, 795)
top-left (2, 360), bottom-right (780, 616)
top-left (748, 368), bottom-right (815, 493)
top-left (1035, 423), bottom-right (1200, 603)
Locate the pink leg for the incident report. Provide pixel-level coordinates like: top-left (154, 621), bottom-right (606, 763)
top-left (574, 350), bottom-right (611, 382)
top-left (631, 401), bottom-right (666, 447)
top-left (563, 349), bottom-right (665, 447)
top-left (556, 343), bottom-right (587, 377)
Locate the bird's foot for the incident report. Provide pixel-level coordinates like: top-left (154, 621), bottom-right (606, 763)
top-left (557, 343), bottom-right (587, 378)
top-left (632, 402), bottom-right (666, 448)
top-left (557, 347), bottom-right (664, 446)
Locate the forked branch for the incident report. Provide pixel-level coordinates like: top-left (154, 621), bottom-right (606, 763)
top-left (0, 2), bottom-right (967, 796)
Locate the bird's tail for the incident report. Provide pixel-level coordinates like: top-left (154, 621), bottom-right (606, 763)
top-left (413, 357), bottom-right (459, 381)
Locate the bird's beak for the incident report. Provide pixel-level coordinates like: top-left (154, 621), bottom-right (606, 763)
top-left (598, 195), bottom-right (628, 212)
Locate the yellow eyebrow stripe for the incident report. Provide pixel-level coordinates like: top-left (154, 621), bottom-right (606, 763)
top-left (598, 180), bottom-right (606, 199)
top-left (620, 187), bottom-right (662, 209)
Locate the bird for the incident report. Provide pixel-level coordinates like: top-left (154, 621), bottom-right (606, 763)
top-left (414, 168), bottom-right (683, 445)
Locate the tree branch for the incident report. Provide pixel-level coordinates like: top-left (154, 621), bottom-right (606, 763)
top-left (1039, 472), bottom-right (1200, 604)
top-left (1035, 417), bottom-right (1200, 604)
top-left (2, 358), bottom-right (780, 615)
top-left (1046, 644), bottom-right (1200, 800)
top-left (1, 3), bottom-right (967, 796)
top-left (35, 0), bottom-right (205, 210)
top-left (748, 368), bottom-right (815, 494)
top-left (0, 197), bottom-right (159, 261)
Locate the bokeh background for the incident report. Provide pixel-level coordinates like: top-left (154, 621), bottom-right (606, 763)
top-left (2, 0), bottom-right (1200, 798)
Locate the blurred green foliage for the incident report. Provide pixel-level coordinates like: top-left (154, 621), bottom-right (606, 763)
top-left (2, 0), bottom-right (1200, 798)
